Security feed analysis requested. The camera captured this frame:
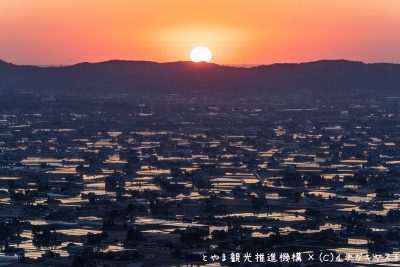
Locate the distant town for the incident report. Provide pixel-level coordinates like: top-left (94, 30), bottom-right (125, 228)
top-left (1, 90), bottom-right (400, 266)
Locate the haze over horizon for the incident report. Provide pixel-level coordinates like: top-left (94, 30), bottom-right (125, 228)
top-left (1, 58), bottom-right (399, 68)
top-left (1, 0), bottom-right (400, 65)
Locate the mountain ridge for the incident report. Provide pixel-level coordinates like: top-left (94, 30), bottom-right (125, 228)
top-left (1, 59), bottom-right (400, 94)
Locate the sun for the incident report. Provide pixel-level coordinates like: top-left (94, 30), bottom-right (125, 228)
top-left (190, 46), bottom-right (212, 63)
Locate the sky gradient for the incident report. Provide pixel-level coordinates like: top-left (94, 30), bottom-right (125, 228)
top-left (1, 0), bottom-right (400, 65)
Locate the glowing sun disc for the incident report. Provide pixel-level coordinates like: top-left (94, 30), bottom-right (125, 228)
top-left (190, 46), bottom-right (212, 63)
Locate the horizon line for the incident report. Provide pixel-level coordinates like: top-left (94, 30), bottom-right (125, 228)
top-left (2, 58), bottom-right (400, 68)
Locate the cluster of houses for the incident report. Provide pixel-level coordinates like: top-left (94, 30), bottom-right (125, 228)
top-left (0, 92), bottom-right (400, 265)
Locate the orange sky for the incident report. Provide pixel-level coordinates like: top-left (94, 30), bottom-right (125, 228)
top-left (1, 0), bottom-right (400, 65)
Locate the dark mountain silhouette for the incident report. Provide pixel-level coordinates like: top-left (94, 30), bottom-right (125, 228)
top-left (1, 59), bottom-right (400, 94)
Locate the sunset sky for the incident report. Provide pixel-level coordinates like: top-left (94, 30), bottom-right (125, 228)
top-left (1, 0), bottom-right (400, 65)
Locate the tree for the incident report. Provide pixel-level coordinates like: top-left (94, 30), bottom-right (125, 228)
top-left (86, 231), bottom-right (108, 244)
top-left (126, 227), bottom-right (145, 241)
top-left (180, 227), bottom-right (208, 243)
top-left (282, 172), bottom-right (304, 187)
top-left (71, 256), bottom-right (88, 267)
